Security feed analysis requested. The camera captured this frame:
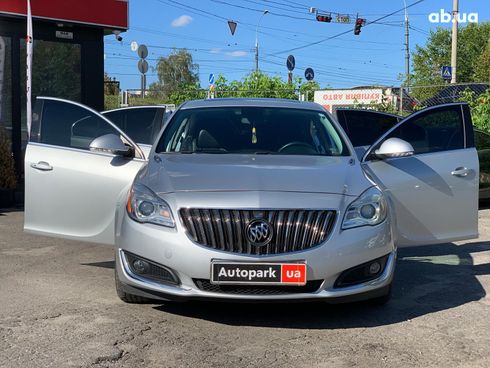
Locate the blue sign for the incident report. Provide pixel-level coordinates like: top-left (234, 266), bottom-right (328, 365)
top-left (441, 66), bottom-right (452, 80)
top-left (305, 67), bottom-right (314, 81)
top-left (209, 73), bottom-right (215, 85)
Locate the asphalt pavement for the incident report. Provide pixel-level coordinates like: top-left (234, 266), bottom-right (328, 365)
top-left (0, 209), bottom-right (489, 368)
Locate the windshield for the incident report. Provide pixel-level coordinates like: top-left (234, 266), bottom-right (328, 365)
top-left (156, 107), bottom-right (349, 156)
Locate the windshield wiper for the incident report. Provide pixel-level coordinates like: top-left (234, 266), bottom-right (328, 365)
top-left (253, 151), bottom-right (274, 155)
top-left (194, 148), bottom-right (228, 154)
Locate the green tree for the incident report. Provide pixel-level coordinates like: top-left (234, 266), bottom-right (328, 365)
top-left (459, 88), bottom-right (490, 131)
top-left (30, 41), bottom-right (81, 101)
top-left (213, 71), bottom-right (318, 100)
top-left (151, 49), bottom-right (200, 98)
top-left (410, 22), bottom-right (490, 100)
top-left (474, 42), bottom-right (490, 82)
top-left (299, 79), bottom-right (320, 102)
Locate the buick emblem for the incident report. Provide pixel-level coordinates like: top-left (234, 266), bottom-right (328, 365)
top-left (246, 219), bottom-right (273, 246)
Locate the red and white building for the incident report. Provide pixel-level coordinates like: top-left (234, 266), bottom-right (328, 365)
top-left (0, 0), bottom-right (129, 180)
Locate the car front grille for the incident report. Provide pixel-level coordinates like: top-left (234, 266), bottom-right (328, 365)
top-left (179, 209), bottom-right (336, 255)
top-left (193, 279), bottom-right (324, 295)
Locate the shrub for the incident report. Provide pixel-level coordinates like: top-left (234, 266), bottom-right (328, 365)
top-left (0, 128), bottom-right (16, 189)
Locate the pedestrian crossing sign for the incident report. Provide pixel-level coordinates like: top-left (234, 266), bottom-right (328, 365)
top-left (441, 66), bottom-right (452, 80)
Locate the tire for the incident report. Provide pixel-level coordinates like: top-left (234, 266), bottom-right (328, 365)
top-left (115, 269), bottom-right (153, 304)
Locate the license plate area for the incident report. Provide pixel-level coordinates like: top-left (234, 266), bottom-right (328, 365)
top-left (211, 262), bottom-right (306, 285)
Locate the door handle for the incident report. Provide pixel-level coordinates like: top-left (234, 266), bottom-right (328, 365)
top-left (451, 167), bottom-right (470, 177)
top-left (30, 161), bottom-right (53, 171)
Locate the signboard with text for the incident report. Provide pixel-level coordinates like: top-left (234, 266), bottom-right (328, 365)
top-left (314, 89), bottom-right (384, 112)
top-left (0, 0), bottom-right (128, 29)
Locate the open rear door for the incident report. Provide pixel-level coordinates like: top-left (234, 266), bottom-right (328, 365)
top-left (24, 97), bottom-right (145, 245)
top-left (362, 103), bottom-right (479, 247)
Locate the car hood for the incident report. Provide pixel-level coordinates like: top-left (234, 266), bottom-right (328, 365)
top-left (143, 154), bottom-right (370, 197)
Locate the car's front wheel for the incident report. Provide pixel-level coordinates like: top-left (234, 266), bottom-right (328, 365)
top-left (115, 269), bottom-right (153, 304)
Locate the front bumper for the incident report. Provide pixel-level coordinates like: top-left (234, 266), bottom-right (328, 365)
top-left (115, 206), bottom-right (396, 302)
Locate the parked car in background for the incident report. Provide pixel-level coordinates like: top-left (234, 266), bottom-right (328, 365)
top-left (102, 106), bottom-right (167, 156)
top-left (24, 97), bottom-right (479, 304)
top-left (336, 108), bottom-right (489, 201)
top-left (475, 129), bottom-right (490, 200)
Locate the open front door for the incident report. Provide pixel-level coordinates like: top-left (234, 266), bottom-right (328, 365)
top-left (362, 103), bottom-right (479, 247)
top-left (24, 98), bottom-right (146, 245)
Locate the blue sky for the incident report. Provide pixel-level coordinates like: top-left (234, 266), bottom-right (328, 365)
top-left (104, 0), bottom-right (489, 90)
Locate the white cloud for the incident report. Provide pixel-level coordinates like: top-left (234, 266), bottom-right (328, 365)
top-left (171, 15), bottom-right (193, 27)
top-left (226, 51), bottom-right (247, 57)
top-left (209, 48), bottom-right (222, 54)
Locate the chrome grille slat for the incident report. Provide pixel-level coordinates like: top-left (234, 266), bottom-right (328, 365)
top-left (202, 209), bottom-right (216, 247)
top-left (301, 211), bottom-right (315, 250)
top-left (292, 210), bottom-right (305, 250)
top-left (212, 209), bottom-right (225, 251)
top-left (310, 211), bottom-right (324, 246)
top-left (194, 209), bottom-right (207, 245)
top-left (222, 210), bottom-right (233, 252)
top-left (179, 209), bottom-right (336, 255)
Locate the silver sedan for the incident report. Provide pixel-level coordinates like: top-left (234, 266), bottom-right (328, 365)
top-left (24, 97), bottom-right (479, 304)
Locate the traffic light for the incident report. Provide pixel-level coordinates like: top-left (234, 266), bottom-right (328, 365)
top-left (354, 18), bottom-right (365, 35)
top-left (316, 14), bottom-right (332, 23)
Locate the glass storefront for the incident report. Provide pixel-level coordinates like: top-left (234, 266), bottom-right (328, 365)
top-left (20, 40), bottom-right (82, 155)
top-left (0, 36), bottom-right (12, 150)
top-left (0, 17), bottom-right (104, 194)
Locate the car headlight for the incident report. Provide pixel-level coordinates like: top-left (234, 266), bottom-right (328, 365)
top-left (342, 187), bottom-right (387, 229)
top-left (126, 183), bottom-right (175, 228)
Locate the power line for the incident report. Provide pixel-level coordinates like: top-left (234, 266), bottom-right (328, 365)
top-left (267, 0), bottom-right (425, 56)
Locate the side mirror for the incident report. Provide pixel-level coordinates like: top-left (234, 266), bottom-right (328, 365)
top-left (374, 138), bottom-right (414, 159)
top-left (89, 134), bottom-right (133, 157)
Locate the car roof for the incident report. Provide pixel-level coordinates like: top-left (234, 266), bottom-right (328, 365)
top-left (102, 106), bottom-right (166, 113)
top-left (179, 98), bottom-right (324, 111)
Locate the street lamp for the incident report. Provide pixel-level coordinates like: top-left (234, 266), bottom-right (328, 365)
top-left (255, 10), bottom-right (269, 73)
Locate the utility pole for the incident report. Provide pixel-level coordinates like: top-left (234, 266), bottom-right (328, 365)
top-left (451, 0), bottom-right (459, 83)
top-left (255, 10), bottom-right (269, 73)
top-left (400, 0), bottom-right (410, 114)
top-left (404, 7), bottom-right (410, 89)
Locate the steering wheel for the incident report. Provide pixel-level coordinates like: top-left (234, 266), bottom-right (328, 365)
top-left (278, 141), bottom-right (317, 154)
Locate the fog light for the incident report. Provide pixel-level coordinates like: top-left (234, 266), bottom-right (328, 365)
top-left (133, 259), bottom-right (149, 274)
top-left (334, 254), bottom-right (390, 288)
top-left (369, 261), bottom-right (381, 275)
top-left (123, 251), bottom-right (180, 285)
top-left (360, 204), bottom-right (376, 219)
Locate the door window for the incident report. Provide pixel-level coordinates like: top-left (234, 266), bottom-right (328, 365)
top-left (35, 99), bottom-right (119, 150)
top-left (337, 110), bottom-right (400, 147)
top-left (21, 40), bottom-right (82, 151)
top-left (103, 108), bottom-right (161, 145)
top-left (381, 105), bottom-right (465, 154)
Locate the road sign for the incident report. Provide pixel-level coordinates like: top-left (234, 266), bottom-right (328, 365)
top-left (209, 73), bottom-right (215, 85)
top-left (138, 59), bottom-right (148, 74)
top-left (228, 20), bottom-right (237, 35)
top-left (336, 15), bottom-right (351, 23)
top-left (130, 41), bottom-right (138, 52)
top-left (137, 44), bottom-right (148, 59)
top-left (441, 66), bottom-right (452, 80)
top-left (286, 55), bottom-right (295, 71)
top-left (305, 67), bottom-right (314, 81)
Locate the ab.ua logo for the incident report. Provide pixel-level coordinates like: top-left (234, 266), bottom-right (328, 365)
top-left (428, 9), bottom-right (478, 23)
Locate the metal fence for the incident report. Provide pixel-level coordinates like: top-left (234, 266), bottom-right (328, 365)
top-left (104, 83), bottom-right (490, 114)
top-left (403, 82), bottom-right (490, 108)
